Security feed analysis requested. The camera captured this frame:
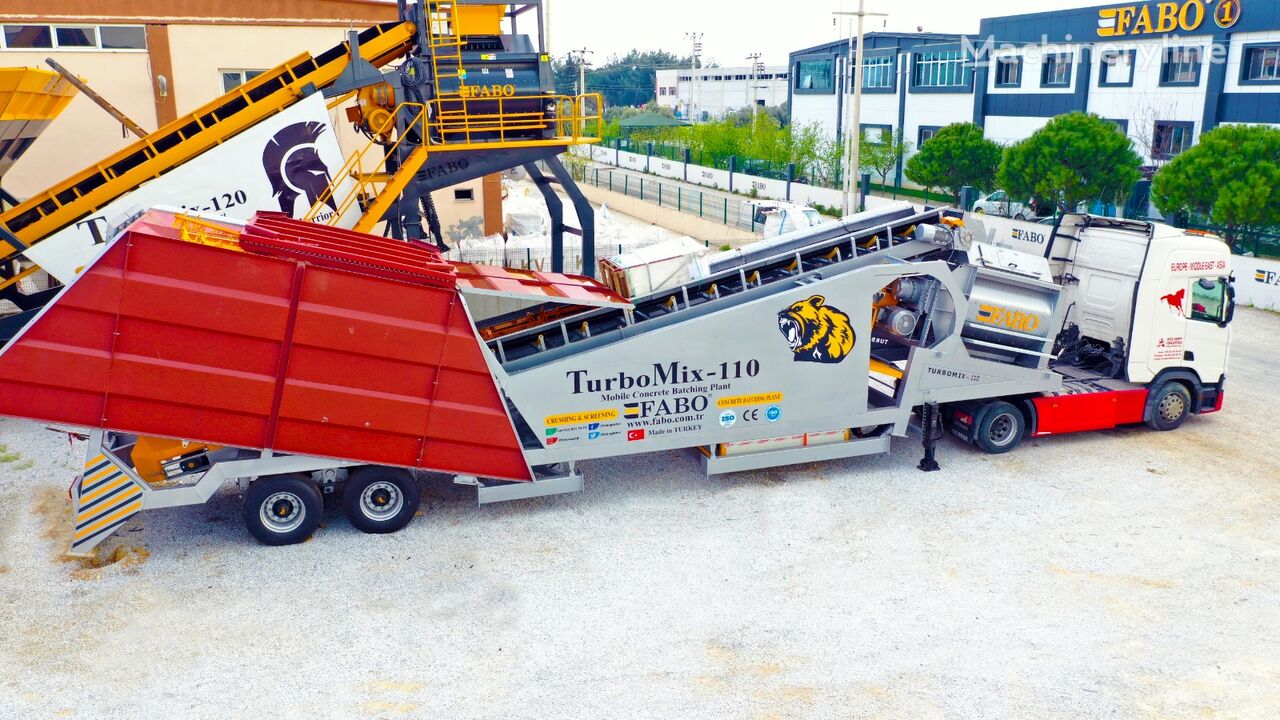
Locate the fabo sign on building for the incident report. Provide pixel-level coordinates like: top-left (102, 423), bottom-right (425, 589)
top-left (1097, 0), bottom-right (1241, 37)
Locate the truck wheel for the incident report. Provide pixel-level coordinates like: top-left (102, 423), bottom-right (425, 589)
top-left (1145, 382), bottom-right (1192, 431)
top-left (973, 401), bottom-right (1025, 454)
top-left (342, 468), bottom-right (420, 535)
top-left (243, 474), bottom-right (323, 546)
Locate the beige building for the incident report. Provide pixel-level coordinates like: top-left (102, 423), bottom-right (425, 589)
top-left (0, 0), bottom-right (499, 237)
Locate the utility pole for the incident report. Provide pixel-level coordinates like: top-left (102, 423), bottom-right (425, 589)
top-left (569, 48), bottom-right (593, 135)
top-left (834, 2), bottom-right (887, 217)
top-left (685, 31), bottom-right (703, 123)
top-left (746, 52), bottom-right (762, 124)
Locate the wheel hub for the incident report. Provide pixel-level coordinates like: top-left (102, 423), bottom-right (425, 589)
top-left (1159, 393), bottom-right (1186, 421)
top-left (359, 481), bottom-right (403, 522)
top-left (259, 491), bottom-right (305, 533)
top-left (988, 413), bottom-right (1016, 446)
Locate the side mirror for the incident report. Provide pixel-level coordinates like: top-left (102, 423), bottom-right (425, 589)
top-left (1220, 276), bottom-right (1235, 327)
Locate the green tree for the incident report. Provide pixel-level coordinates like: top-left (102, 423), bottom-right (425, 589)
top-left (555, 50), bottom-right (687, 108)
top-left (860, 130), bottom-right (912, 185)
top-left (998, 112), bottom-right (1142, 212)
top-left (1151, 124), bottom-right (1280, 245)
top-left (905, 123), bottom-right (1001, 201)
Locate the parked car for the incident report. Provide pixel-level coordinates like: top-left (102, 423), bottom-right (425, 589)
top-left (973, 191), bottom-right (1037, 221)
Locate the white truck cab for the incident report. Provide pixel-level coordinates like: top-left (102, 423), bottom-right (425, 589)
top-left (1047, 215), bottom-right (1233, 420)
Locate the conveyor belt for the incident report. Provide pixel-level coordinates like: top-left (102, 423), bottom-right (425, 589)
top-left (484, 207), bottom-right (956, 369)
top-left (0, 20), bottom-right (417, 264)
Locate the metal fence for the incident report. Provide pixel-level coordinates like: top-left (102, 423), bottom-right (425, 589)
top-left (576, 165), bottom-right (762, 233)
top-left (450, 240), bottom-right (717, 272)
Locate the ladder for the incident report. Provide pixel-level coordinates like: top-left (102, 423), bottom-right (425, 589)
top-left (484, 208), bottom-right (952, 368)
top-left (426, 1), bottom-right (470, 133)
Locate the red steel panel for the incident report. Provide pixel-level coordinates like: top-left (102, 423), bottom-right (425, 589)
top-left (452, 262), bottom-right (630, 307)
top-left (1032, 388), bottom-right (1149, 436)
top-left (0, 210), bottom-right (530, 481)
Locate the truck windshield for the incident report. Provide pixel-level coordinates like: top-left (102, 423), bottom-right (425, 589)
top-left (1190, 278), bottom-right (1228, 323)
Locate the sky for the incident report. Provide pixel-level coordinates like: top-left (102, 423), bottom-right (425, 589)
top-left (546, 0), bottom-right (1100, 68)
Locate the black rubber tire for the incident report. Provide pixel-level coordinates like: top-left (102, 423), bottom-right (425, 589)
top-left (342, 467), bottom-right (421, 535)
top-left (242, 474), bottom-right (323, 546)
top-left (1145, 382), bottom-right (1192, 431)
top-left (973, 401), bottom-right (1026, 454)
top-left (1013, 213), bottom-right (1027, 221)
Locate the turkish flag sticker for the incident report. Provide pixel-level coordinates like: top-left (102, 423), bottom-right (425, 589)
top-left (627, 429), bottom-right (646, 442)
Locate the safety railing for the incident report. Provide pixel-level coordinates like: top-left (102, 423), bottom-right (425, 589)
top-left (430, 92), bottom-right (602, 148)
top-left (307, 96), bottom-right (603, 225)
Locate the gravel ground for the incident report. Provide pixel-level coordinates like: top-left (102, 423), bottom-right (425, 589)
top-left (1, 308), bottom-right (1277, 720)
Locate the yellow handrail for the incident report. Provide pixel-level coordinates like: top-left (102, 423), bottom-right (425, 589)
top-left (306, 93), bottom-right (604, 227)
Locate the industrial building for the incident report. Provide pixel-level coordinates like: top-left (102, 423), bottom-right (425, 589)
top-left (655, 65), bottom-right (790, 121)
top-left (788, 0), bottom-right (1280, 185)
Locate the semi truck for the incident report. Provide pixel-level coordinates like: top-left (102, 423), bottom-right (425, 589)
top-left (0, 201), bottom-right (1232, 554)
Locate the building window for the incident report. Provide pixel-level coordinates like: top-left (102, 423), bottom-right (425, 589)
top-left (733, 74), bottom-right (747, 80)
top-left (913, 51), bottom-right (966, 88)
top-left (795, 58), bottom-right (834, 93)
top-left (1108, 118), bottom-right (1130, 134)
top-left (1153, 121), bottom-right (1194, 160)
top-left (678, 75), bottom-right (691, 82)
top-left (1099, 50), bottom-right (1135, 87)
top-left (1160, 47), bottom-right (1202, 86)
top-left (3, 25), bottom-right (52, 49)
top-left (994, 57), bottom-right (1022, 88)
top-left (658, 88), bottom-right (666, 96)
top-left (862, 124), bottom-right (892, 143)
top-left (918, 125), bottom-right (942, 146)
top-left (863, 55), bottom-right (894, 89)
top-left (1, 23), bottom-right (145, 50)
top-left (221, 69), bottom-right (267, 93)
top-left (1241, 45), bottom-right (1280, 84)
top-left (453, 188), bottom-right (474, 201)
top-left (1041, 53), bottom-right (1073, 87)
top-left (54, 26), bottom-right (97, 48)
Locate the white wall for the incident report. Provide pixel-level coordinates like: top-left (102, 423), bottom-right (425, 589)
top-left (1236, 255), bottom-right (1280, 311)
top-left (790, 92), bottom-right (841, 138)
top-left (983, 116), bottom-right (1051, 145)
top-left (1087, 36), bottom-right (1211, 163)
top-left (903, 91), bottom-right (973, 149)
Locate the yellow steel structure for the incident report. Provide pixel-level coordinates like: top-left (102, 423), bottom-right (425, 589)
top-left (0, 20), bottom-right (418, 269)
top-left (305, 94), bottom-right (602, 230)
top-left (308, 1), bottom-right (602, 231)
top-left (0, 67), bottom-right (76, 126)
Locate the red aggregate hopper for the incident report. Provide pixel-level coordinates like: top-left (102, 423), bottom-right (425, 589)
top-left (0, 210), bottom-right (531, 481)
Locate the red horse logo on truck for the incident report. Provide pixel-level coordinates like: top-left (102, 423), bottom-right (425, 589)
top-left (1160, 288), bottom-right (1186, 317)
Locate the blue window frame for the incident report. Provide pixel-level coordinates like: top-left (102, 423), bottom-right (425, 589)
top-left (794, 57), bottom-right (834, 94)
top-left (861, 124), bottom-right (892, 143)
top-left (1099, 49), bottom-right (1136, 88)
top-left (912, 50), bottom-right (968, 92)
top-left (1040, 53), bottom-right (1073, 88)
top-left (862, 54), bottom-right (896, 93)
top-left (993, 56), bottom-right (1022, 88)
top-left (1153, 121), bottom-right (1194, 160)
top-left (1160, 47), bottom-right (1202, 87)
top-left (1239, 44), bottom-right (1280, 86)
top-left (1107, 118), bottom-right (1129, 134)
top-left (917, 125), bottom-right (942, 147)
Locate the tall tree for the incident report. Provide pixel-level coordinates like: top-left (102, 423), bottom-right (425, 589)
top-left (905, 123), bottom-right (1002, 201)
top-left (1152, 124), bottom-right (1280, 244)
top-left (998, 112), bottom-right (1142, 212)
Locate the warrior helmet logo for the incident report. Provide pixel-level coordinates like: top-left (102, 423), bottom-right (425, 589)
top-left (262, 122), bottom-right (338, 217)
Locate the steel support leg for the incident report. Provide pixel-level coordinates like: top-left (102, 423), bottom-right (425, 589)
top-left (545, 155), bottom-right (595, 278)
top-left (525, 162), bottom-right (565, 273)
top-left (918, 402), bottom-right (941, 472)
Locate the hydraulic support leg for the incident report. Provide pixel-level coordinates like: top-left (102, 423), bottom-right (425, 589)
top-left (918, 402), bottom-right (941, 472)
